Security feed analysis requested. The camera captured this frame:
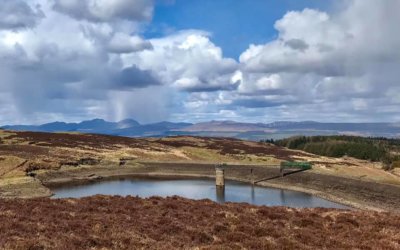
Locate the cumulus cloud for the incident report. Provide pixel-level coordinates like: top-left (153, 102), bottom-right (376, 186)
top-left (0, 0), bottom-right (44, 30)
top-left (125, 30), bottom-right (239, 92)
top-left (240, 1), bottom-right (400, 76)
top-left (53, 0), bottom-right (154, 22)
top-left (107, 33), bottom-right (153, 54)
top-left (232, 0), bottom-right (400, 121)
top-left (0, 1), bottom-right (239, 124)
top-left (167, 0), bottom-right (400, 123)
top-left (1, 0), bottom-right (400, 124)
top-left (0, 0), bottom-right (166, 124)
top-left (238, 73), bottom-right (284, 95)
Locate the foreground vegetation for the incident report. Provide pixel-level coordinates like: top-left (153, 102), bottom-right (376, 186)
top-left (0, 130), bottom-right (400, 248)
top-left (269, 136), bottom-right (400, 169)
top-left (0, 196), bottom-right (399, 249)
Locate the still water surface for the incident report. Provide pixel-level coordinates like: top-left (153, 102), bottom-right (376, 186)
top-left (52, 178), bottom-right (348, 209)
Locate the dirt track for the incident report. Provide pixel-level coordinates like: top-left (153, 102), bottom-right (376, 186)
top-left (0, 196), bottom-right (399, 249)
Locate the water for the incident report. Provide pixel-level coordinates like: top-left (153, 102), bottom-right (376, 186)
top-left (51, 178), bottom-right (348, 209)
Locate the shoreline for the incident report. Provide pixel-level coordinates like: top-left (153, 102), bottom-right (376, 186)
top-left (33, 162), bottom-right (400, 212)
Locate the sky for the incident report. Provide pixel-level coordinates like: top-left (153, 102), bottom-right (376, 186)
top-left (0, 0), bottom-right (399, 125)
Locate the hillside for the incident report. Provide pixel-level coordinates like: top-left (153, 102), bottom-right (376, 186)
top-left (1, 130), bottom-right (400, 211)
top-left (0, 130), bottom-right (396, 179)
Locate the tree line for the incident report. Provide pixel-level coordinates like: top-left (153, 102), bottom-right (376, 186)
top-left (261, 135), bottom-right (400, 168)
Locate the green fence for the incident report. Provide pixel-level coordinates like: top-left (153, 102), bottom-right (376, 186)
top-left (280, 161), bottom-right (312, 171)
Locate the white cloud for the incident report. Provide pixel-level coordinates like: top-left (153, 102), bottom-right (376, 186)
top-left (124, 30), bottom-right (239, 92)
top-left (0, 0), bottom-right (163, 123)
top-left (238, 74), bottom-right (283, 94)
top-left (233, 0), bottom-right (400, 122)
top-left (0, 0), bottom-right (400, 124)
top-left (0, 1), bottom-right (239, 124)
top-left (107, 33), bottom-right (153, 54)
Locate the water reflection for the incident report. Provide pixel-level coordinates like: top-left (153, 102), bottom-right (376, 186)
top-left (51, 178), bottom-right (349, 209)
top-left (216, 184), bottom-right (257, 205)
top-left (251, 185), bottom-right (255, 204)
top-left (216, 186), bottom-right (225, 203)
top-left (280, 190), bottom-right (286, 204)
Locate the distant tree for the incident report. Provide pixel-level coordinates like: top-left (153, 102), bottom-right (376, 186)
top-left (274, 135), bottom-right (399, 163)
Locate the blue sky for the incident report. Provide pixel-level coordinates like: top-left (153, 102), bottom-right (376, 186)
top-left (0, 0), bottom-right (399, 125)
top-left (148, 0), bottom-right (332, 58)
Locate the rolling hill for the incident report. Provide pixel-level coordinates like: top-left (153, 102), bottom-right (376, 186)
top-left (2, 119), bottom-right (400, 140)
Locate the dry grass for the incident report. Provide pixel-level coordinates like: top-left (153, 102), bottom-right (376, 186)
top-left (0, 156), bottom-right (27, 177)
top-left (1, 130), bottom-right (400, 193)
top-left (0, 132), bottom-right (293, 178)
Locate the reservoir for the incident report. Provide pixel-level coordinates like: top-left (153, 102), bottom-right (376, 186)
top-left (51, 178), bottom-right (348, 209)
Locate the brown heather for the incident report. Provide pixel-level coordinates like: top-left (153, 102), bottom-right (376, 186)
top-left (0, 196), bottom-right (399, 249)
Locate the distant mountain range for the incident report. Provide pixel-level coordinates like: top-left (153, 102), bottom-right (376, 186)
top-left (2, 119), bottom-right (400, 140)
top-left (1, 119), bottom-right (191, 137)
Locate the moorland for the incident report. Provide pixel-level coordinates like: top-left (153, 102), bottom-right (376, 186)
top-left (1, 129), bottom-right (400, 249)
